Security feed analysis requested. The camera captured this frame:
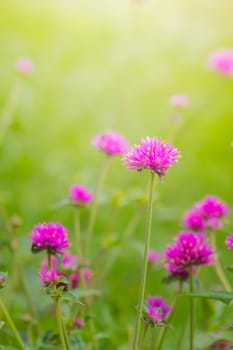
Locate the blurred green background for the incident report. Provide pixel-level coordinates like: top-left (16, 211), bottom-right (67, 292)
top-left (0, 0), bottom-right (233, 348)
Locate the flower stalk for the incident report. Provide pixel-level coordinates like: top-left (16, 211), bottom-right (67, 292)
top-left (132, 172), bottom-right (156, 350)
top-left (189, 266), bottom-right (194, 350)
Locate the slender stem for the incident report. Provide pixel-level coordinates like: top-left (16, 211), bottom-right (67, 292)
top-left (85, 156), bottom-right (111, 257)
top-left (210, 234), bottom-right (232, 292)
top-left (61, 316), bottom-right (70, 350)
top-left (48, 252), bottom-right (52, 270)
top-left (132, 172), bottom-right (156, 350)
top-left (0, 80), bottom-right (21, 144)
top-left (139, 323), bottom-right (149, 350)
top-left (189, 266), bottom-right (194, 350)
top-left (74, 206), bottom-right (82, 260)
top-left (55, 297), bottom-right (69, 350)
top-left (156, 282), bottom-right (183, 350)
top-left (0, 295), bottom-right (25, 350)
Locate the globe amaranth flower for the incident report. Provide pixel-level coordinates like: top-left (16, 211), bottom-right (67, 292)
top-left (207, 49), bottom-right (233, 76)
top-left (69, 184), bottom-right (93, 206)
top-left (123, 137), bottom-right (180, 177)
top-left (148, 249), bottom-right (160, 263)
top-left (30, 222), bottom-right (69, 255)
top-left (210, 340), bottom-right (233, 349)
top-left (164, 231), bottom-right (214, 274)
top-left (0, 272), bottom-right (8, 288)
top-left (183, 195), bottom-right (229, 232)
top-left (145, 296), bottom-right (171, 325)
top-left (92, 130), bottom-right (129, 156)
top-left (74, 318), bottom-right (85, 328)
top-left (61, 252), bottom-right (78, 271)
top-left (15, 57), bottom-right (34, 74)
top-left (39, 258), bottom-right (60, 286)
top-left (169, 94), bottom-right (188, 108)
top-left (225, 234), bottom-right (233, 251)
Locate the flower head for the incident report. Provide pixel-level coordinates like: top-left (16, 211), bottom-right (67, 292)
top-left (0, 272), bottom-right (8, 288)
top-left (196, 195), bottom-right (229, 219)
top-left (210, 340), bottom-right (233, 349)
top-left (74, 318), bottom-right (85, 328)
top-left (61, 252), bottom-right (78, 271)
top-left (164, 231), bottom-right (214, 273)
top-left (69, 185), bottom-right (93, 206)
top-left (15, 57), bottom-right (34, 74)
top-left (148, 249), bottom-right (160, 263)
top-left (183, 209), bottom-right (206, 232)
top-left (30, 222), bottom-right (69, 255)
top-left (225, 234), bottom-right (233, 251)
top-left (170, 94), bottom-right (188, 108)
top-left (207, 49), bottom-right (233, 76)
top-left (92, 130), bottom-right (129, 156)
top-left (145, 296), bottom-right (171, 324)
top-left (123, 137), bottom-right (180, 177)
top-left (39, 257), bottom-right (60, 286)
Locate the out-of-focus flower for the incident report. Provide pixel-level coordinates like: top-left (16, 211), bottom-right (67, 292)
top-left (39, 263), bottom-right (60, 286)
top-left (225, 234), bottom-right (233, 251)
top-left (30, 222), bottom-right (69, 255)
top-left (170, 94), bottom-right (188, 108)
top-left (123, 137), bottom-right (180, 177)
top-left (145, 296), bottom-right (171, 324)
top-left (69, 185), bottom-right (93, 206)
top-left (207, 49), bottom-right (233, 76)
top-left (0, 272), bottom-right (7, 288)
top-left (183, 209), bottom-right (206, 232)
top-left (164, 231), bottom-right (214, 274)
top-left (92, 130), bottom-right (129, 156)
top-left (61, 252), bottom-right (78, 271)
top-left (148, 249), bottom-right (160, 263)
top-left (196, 195), bottom-right (229, 219)
top-left (82, 267), bottom-right (91, 284)
top-left (209, 340), bottom-right (233, 349)
top-left (74, 318), bottom-right (85, 328)
top-left (15, 57), bottom-right (34, 74)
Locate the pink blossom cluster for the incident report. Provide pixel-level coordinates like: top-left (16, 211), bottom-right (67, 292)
top-left (225, 234), bottom-right (233, 251)
top-left (169, 94), bottom-right (188, 108)
top-left (69, 184), bottom-right (93, 206)
top-left (183, 195), bottom-right (229, 232)
top-left (30, 222), bottom-right (70, 255)
top-left (164, 231), bottom-right (214, 276)
top-left (123, 137), bottom-right (180, 177)
top-left (93, 130), bottom-right (129, 156)
top-left (15, 57), bottom-right (34, 74)
top-left (207, 49), bottom-right (233, 76)
top-left (145, 296), bottom-right (171, 324)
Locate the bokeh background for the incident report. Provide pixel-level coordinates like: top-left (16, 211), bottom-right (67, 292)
top-left (0, 0), bottom-right (233, 348)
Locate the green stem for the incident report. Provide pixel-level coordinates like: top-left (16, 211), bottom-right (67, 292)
top-left (86, 156), bottom-right (111, 257)
top-left (156, 282), bottom-right (183, 350)
top-left (48, 253), bottom-right (52, 270)
top-left (189, 266), bottom-right (194, 350)
top-left (55, 297), bottom-right (69, 350)
top-left (74, 206), bottom-right (83, 260)
top-left (132, 172), bottom-right (156, 350)
top-left (210, 234), bottom-right (232, 292)
top-left (61, 316), bottom-right (70, 350)
top-left (139, 323), bottom-right (149, 350)
top-left (0, 295), bottom-right (25, 350)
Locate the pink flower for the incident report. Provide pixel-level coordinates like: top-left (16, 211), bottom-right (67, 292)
top-left (69, 185), bottom-right (93, 206)
top-left (225, 234), bottom-right (233, 251)
top-left (148, 250), bottom-right (159, 263)
top-left (39, 257), bottom-right (60, 286)
top-left (15, 57), bottom-right (34, 74)
top-left (196, 195), bottom-right (229, 219)
top-left (164, 231), bottom-right (214, 273)
top-left (92, 130), bottom-right (129, 156)
top-left (145, 296), bottom-right (171, 324)
top-left (170, 94), bottom-right (188, 108)
top-left (210, 340), bottom-right (233, 349)
top-left (61, 252), bottom-right (78, 271)
top-left (207, 49), bottom-right (233, 76)
top-left (30, 222), bottom-right (69, 255)
top-left (0, 273), bottom-right (7, 288)
top-left (183, 209), bottom-right (206, 232)
top-left (74, 318), bottom-right (85, 328)
top-left (123, 137), bottom-right (180, 177)
top-left (82, 267), bottom-right (91, 284)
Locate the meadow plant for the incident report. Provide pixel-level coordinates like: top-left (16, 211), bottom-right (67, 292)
top-left (207, 49), bottom-right (233, 76)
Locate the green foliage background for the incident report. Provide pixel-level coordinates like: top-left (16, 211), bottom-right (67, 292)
top-left (0, 0), bottom-right (233, 348)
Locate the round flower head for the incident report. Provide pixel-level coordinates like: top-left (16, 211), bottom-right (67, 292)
top-left (210, 340), bottom-right (233, 349)
top-left (74, 318), bottom-right (85, 328)
top-left (170, 94), bottom-right (188, 108)
top-left (15, 57), bottom-right (34, 74)
top-left (164, 231), bottom-right (214, 273)
top-left (61, 252), bottom-right (78, 271)
top-left (183, 209), bottom-right (206, 232)
top-left (92, 130), bottom-right (129, 156)
top-left (148, 249), bottom-right (160, 263)
top-left (225, 234), bottom-right (233, 251)
top-left (145, 296), bottom-right (171, 324)
top-left (123, 137), bottom-right (180, 177)
top-left (69, 185), bottom-right (93, 206)
top-left (0, 272), bottom-right (7, 289)
top-left (207, 49), bottom-right (233, 76)
top-left (30, 222), bottom-right (69, 255)
top-left (196, 195), bottom-right (229, 219)
top-left (39, 257), bottom-right (60, 286)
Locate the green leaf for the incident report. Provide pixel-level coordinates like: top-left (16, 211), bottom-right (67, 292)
top-left (188, 291), bottom-right (233, 304)
top-left (0, 321), bottom-right (5, 328)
